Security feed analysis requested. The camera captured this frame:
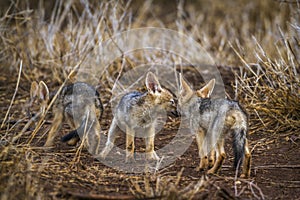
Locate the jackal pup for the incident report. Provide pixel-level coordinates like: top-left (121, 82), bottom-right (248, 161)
top-left (178, 74), bottom-right (251, 178)
top-left (100, 72), bottom-right (177, 161)
top-left (28, 81), bottom-right (49, 119)
top-left (44, 82), bottom-right (103, 154)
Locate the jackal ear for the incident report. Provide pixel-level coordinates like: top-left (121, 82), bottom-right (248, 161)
top-left (197, 79), bottom-right (215, 98)
top-left (39, 81), bottom-right (49, 102)
top-left (30, 81), bottom-right (39, 100)
top-left (146, 72), bottom-right (162, 94)
top-left (179, 73), bottom-right (193, 97)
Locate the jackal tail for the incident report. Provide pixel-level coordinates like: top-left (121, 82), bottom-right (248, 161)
top-left (233, 128), bottom-right (246, 169)
top-left (62, 109), bottom-right (101, 153)
top-left (61, 129), bottom-right (80, 145)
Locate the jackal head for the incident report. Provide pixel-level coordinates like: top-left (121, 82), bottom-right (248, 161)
top-left (145, 72), bottom-right (177, 115)
top-left (29, 81), bottom-right (49, 118)
top-left (178, 73), bottom-right (215, 113)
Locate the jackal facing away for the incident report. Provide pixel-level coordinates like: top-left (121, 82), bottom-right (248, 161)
top-left (178, 74), bottom-right (251, 178)
top-left (100, 72), bottom-right (177, 162)
top-left (44, 82), bottom-right (103, 155)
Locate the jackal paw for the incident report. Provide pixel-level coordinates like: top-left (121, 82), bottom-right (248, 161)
top-left (240, 172), bottom-right (250, 178)
top-left (196, 166), bottom-right (206, 172)
top-left (147, 151), bottom-right (159, 161)
top-left (196, 156), bottom-right (208, 171)
top-left (125, 151), bottom-right (135, 163)
top-left (208, 158), bottom-right (215, 168)
top-left (207, 168), bottom-right (216, 175)
top-left (44, 141), bottom-right (54, 147)
top-left (240, 173), bottom-right (246, 178)
top-left (89, 145), bottom-right (100, 156)
top-left (99, 148), bottom-right (110, 159)
top-left (99, 143), bottom-right (114, 159)
top-left (99, 152), bottom-right (107, 159)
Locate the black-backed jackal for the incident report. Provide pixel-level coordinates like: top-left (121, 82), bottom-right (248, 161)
top-left (100, 72), bottom-right (177, 162)
top-left (40, 82), bottom-right (103, 154)
top-left (178, 74), bottom-right (251, 178)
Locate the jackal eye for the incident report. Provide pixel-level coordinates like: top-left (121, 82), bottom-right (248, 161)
top-left (170, 99), bottom-right (175, 105)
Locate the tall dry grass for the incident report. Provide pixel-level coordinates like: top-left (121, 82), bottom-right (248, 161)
top-left (233, 32), bottom-right (300, 135)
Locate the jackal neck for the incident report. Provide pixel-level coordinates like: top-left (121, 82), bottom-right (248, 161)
top-left (182, 94), bottom-right (198, 116)
top-left (142, 92), bottom-right (160, 108)
top-left (197, 98), bottom-right (212, 114)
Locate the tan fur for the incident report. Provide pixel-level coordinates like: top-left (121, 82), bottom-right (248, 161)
top-left (29, 81), bottom-right (49, 117)
top-left (196, 79), bottom-right (215, 98)
top-left (42, 82), bottom-right (103, 155)
top-left (179, 74), bottom-right (251, 178)
top-left (100, 72), bottom-right (176, 162)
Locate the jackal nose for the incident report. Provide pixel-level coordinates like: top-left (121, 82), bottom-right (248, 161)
top-left (175, 105), bottom-right (183, 116)
top-left (170, 110), bottom-right (180, 117)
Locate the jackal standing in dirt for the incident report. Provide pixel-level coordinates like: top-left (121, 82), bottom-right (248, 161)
top-left (43, 82), bottom-right (103, 154)
top-left (178, 74), bottom-right (251, 178)
top-left (100, 72), bottom-right (177, 162)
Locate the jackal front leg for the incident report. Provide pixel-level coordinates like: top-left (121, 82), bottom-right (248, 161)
top-left (207, 139), bottom-right (226, 175)
top-left (145, 124), bottom-right (159, 161)
top-left (195, 129), bottom-right (208, 171)
top-left (44, 109), bottom-right (63, 147)
top-left (86, 119), bottom-right (101, 155)
top-left (126, 126), bottom-right (135, 162)
top-left (209, 149), bottom-right (215, 168)
top-left (100, 118), bottom-right (117, 159)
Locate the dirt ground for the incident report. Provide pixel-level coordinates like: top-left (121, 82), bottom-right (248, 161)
top-left (1, 65), bottom-right (299, 200)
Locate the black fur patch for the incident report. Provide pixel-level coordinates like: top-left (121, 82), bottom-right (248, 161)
top-left (198, 98), bottom-right (212, 114)
top-left (61, 129), bottom-right (79, 142)
top-left (136, 96), bottom-right (145, 106)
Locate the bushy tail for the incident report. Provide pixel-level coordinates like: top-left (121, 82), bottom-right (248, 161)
top-left (61, 116), bottom-right (88, 144)
top-left (233, 129), bottom-right (246, 169)
top-left (61, 129), bottom-right (79, 143)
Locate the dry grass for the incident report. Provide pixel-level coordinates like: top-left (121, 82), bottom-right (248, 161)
top-left (233, 34), bottom-right (300, 135)
top-left (0, 0), bottom-right (299, 199)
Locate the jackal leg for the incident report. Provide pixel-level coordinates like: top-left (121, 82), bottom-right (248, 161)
top-left (64, 112), bottom-right (80, 146)
top-left (86, 119), bottom-right (101, 155)
top-left (195, 129), bottom-right (208, 171)
top-left (208, 149), bottom-right (215, 168)
top-left (145, 125), bottom-right (159, 161)
top-left (100, 118), bottom-right (117, 159)
top-left (240, 139), bottom-right (251, 178)
top-left (65, 112), bottom-right (76, 130)
top-left (82, 107), bottom-right (101, 155)
top-left (44, 110), bottom-right (63, 146)
top-left (126, 125), bottom-right (135, 162)
top-left (207, 139), bottom-right (226, 174)
top-left (206, 111), bottom-right (227, 174)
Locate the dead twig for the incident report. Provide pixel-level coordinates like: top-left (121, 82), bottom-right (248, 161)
top-left (254, 165), bottom-right (300, 169)
top-left (1, 60), bottom-right (23, 129)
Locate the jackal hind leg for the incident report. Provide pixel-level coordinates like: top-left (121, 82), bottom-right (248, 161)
top-left (44, 109), bottom-right (63, 147)
top-left (83, 107), bottom-right (102, 155)
top-left (240, 139), bottom-right (251, 178)
top-left (208, 149), bottom-right (215, 168)
top-left (65, 111), bottom-right (76, 130)
top-left (64, 112), bottom-right (80, 146)
top-left (100, 118), bottom-right (117, 159)
top-left (207, 139), bottom-right (226, 175)
top-left (125, 126), bottom-right (135, 162)
top-left (145, 125), bottom-right (159, 161)
top-left (195, 129), bottom-right (208, 171)
top-left (87, 120), bottom-right (101, 155)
